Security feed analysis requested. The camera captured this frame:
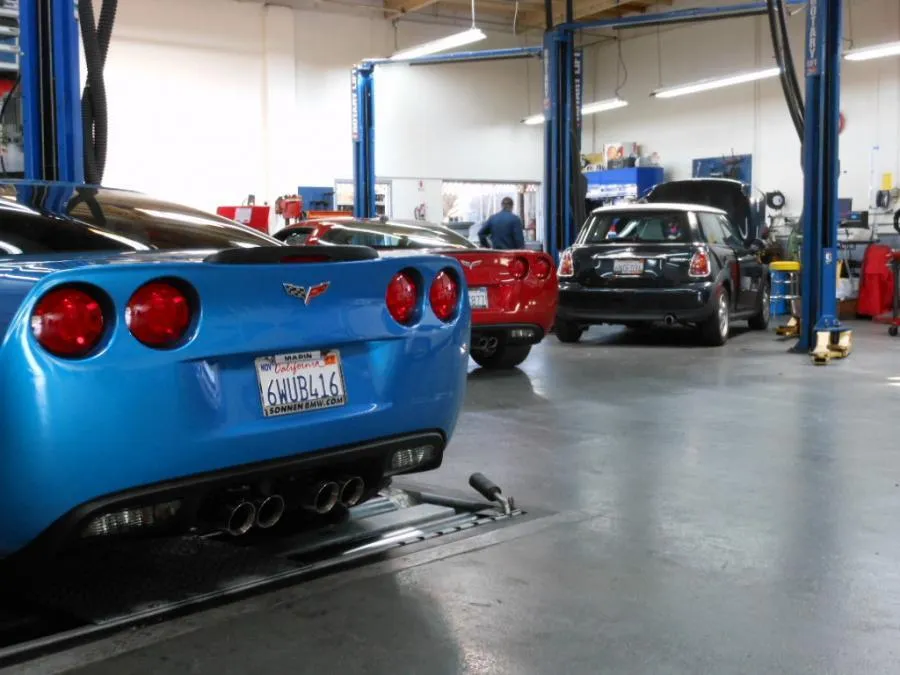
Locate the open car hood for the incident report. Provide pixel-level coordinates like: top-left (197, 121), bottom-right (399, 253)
top-left (642, 179), bottom-right (762, 242)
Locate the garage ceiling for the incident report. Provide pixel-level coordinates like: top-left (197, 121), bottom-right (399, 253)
top-left (382, 0), bottom-right (673, 31)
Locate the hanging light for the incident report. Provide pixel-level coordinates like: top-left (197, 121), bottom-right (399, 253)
top-left (650, 67), bottom-right (781, 99)
top-left (391, 0), bottom-right (486, 61)
top-left (390, 28), bottom-right (487, 61)
top-left (844, 41), bottom-right (900, 62)
top-left (521, 97), bottom-right (628, 125)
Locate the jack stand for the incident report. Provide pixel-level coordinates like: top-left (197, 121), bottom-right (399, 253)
top-left (810, 328), bottom-right (853, 365)
top-left (775, 315), bottom-right (801, 338)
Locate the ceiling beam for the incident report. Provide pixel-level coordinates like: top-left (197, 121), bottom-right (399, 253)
top-left (517, 0), bottom-right (670, 29)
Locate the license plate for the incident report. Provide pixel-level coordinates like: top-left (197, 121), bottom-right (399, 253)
top-left (613, 259), bottom-right (644, 275)
top-left (255, 350), bottom-right (347, 418)
top-left (469, 287), bottom-right (489, 309)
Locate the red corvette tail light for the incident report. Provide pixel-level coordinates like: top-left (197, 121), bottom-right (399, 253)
top-left (558, 250), bottom-right (574, 278)
top-left (31, 286), bottom-right (106, 357)
top-left (386, 271), bottom-right (417, 325)
top-left (429, 270), bottom-right (459, 322)
top-left (510, 256), bottom-right (529, 280)
top-left (533, 256), bottom-right (552, 279)
top-left (689, 249), bottom-right (712, 278)
top-left (126, 281), bottom-right (193, 348)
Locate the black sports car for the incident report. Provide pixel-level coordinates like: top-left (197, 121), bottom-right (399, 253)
top-left (554, 202), bottom-right (770, 346)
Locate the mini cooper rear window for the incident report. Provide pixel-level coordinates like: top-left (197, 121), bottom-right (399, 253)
top-left (580, 211), bottom-right (690, 244)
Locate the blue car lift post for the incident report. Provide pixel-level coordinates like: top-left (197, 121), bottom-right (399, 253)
top-left (19, 0), bottom-right (84, 184)
top-left (798, 0), bottom-right (852, 364)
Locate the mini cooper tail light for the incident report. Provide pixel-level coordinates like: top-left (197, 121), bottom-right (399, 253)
top-left (31, 285), bottom-right (106, 357)
top-left (429, 269), bottom-right (459, 322)
top-left (689, 249), bottom-right (712, 278)
top-left (533, 256), bottom-right (553, 279)
top-left (558, 250), bottom-right (575, 278)
top-left (386, 271), bottom-right (417, 325)
top-left (126, 280), bottom-right (193, 348)
top-left (510, 256), bottom-right (529, 280)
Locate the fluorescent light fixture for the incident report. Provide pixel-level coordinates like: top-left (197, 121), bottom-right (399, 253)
top-left (390, 28), bottom-right (486, 61)
top-left (651, 67), bottom-right (781, 99)
top-left (521, 98), bottom-right (628, 125)
top-left (844, 41), bottom-right (900, 62)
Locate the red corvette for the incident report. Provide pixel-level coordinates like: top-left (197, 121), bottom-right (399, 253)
top-left (272, 217), bottom-right (558, 369)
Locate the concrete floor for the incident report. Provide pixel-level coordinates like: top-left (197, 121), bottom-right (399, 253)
top-left (42, 322), bottom-right (900, 673)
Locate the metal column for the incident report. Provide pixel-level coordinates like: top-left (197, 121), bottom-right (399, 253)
top-left (351, 64), bottom-right (375, 218)
top-left (542, 28), bottom-right (576, 262)
top-left (798, 0), bottom-right (844, 350)
top-left (19, 0), bottom-right (84, 182)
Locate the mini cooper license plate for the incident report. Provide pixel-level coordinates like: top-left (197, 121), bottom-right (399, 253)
top-left (613, 259), bottom-right (644, 275)
top-left (469, 287), bottom-right (489, 309)
top-left (255, 350), bottom-right (347, 418)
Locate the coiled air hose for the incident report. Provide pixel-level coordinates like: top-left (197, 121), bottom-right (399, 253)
top-left (79, 0), bottom-right (118, 185)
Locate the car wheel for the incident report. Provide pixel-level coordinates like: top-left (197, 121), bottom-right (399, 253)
top-left (471, 343), bottom-right (532, 370)
top-left (554, 319), bottom-right (584, 343)
top-left (748, 278), bottom-right (771, 330)
top-left (699, 286), bottom-right (729, 346)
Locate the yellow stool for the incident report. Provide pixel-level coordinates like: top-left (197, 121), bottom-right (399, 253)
top-left (769, 260), bottom-right (801, 338)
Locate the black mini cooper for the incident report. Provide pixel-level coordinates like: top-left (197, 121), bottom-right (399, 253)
top-left (554, 201), bottom-right (770, 346)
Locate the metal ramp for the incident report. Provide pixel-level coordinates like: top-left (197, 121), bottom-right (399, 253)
top-left (0, 474), bottom-right (525, 668)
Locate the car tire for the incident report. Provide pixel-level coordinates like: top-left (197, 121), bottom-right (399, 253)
top-left (471, 343), bottom-right (532, 370)
top-left (748, 278), bottom-right (771, 330)
top-left (554, 320), bottom-right (584, 343)
top-left (699, 285), bottom-right (730, 346)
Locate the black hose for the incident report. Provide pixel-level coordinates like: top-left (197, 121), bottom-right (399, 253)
top-left (544, 0), bottom-right (552, 29)
top-left (79, 0), bottom-right (118, 185)
top-left (775, 0), bottom-right (803, 125)
top-left (766, 0), bottom-right (803, 140)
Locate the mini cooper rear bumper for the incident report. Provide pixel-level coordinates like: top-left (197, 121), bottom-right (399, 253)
top-left (557, 281), bottom-right (717, 324)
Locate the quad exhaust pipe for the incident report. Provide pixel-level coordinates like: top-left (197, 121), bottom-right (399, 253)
top-left (302, 480), bottom-right (340, 514)
top-left (219, 500), bottom-right (256, 537)
top-left (213, 477), bottom-right (364, 535)
top-left (254, 494), bottom-right (286, 529)
top-left (339, 476), bottom-right (365, 508)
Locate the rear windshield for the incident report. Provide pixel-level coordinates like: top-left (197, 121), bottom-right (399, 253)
top-left (578, 211), bottom-right (691, 244)
top-left (319, 220), bottom-right (475, 250)
top-left (280, 227), bottom-right (314, 246)
top-left (0, 188), bottom-right (278, 256)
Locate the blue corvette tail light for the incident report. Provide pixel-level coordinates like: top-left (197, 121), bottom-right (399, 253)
top-left (30, 285), bottom-right (107, 358)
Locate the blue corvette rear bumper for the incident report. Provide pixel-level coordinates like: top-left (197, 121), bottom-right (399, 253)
top-left (0, 311), bottom-right (470, 558)
top-left (0, 259), bottom-right (470, 557)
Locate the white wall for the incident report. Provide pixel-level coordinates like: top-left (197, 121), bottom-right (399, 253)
top-left (581, 0), bottom-right (900, 213)
top-left (100, 0), bottom-right (268, 211)
top-left (96, 0), bottom-right (543, 218)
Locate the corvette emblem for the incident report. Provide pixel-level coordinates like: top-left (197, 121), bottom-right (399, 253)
top-left (460, 260), bottom-right (482, 269)
top-left (283, 281), bottom-right (330, 305)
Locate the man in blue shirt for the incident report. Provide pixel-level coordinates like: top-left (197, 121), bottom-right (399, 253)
top-left (478, 197), bottom-right (525, 249)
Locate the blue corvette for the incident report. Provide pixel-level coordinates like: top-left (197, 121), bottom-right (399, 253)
top-left (0, 182), bottom-right (470, 558)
